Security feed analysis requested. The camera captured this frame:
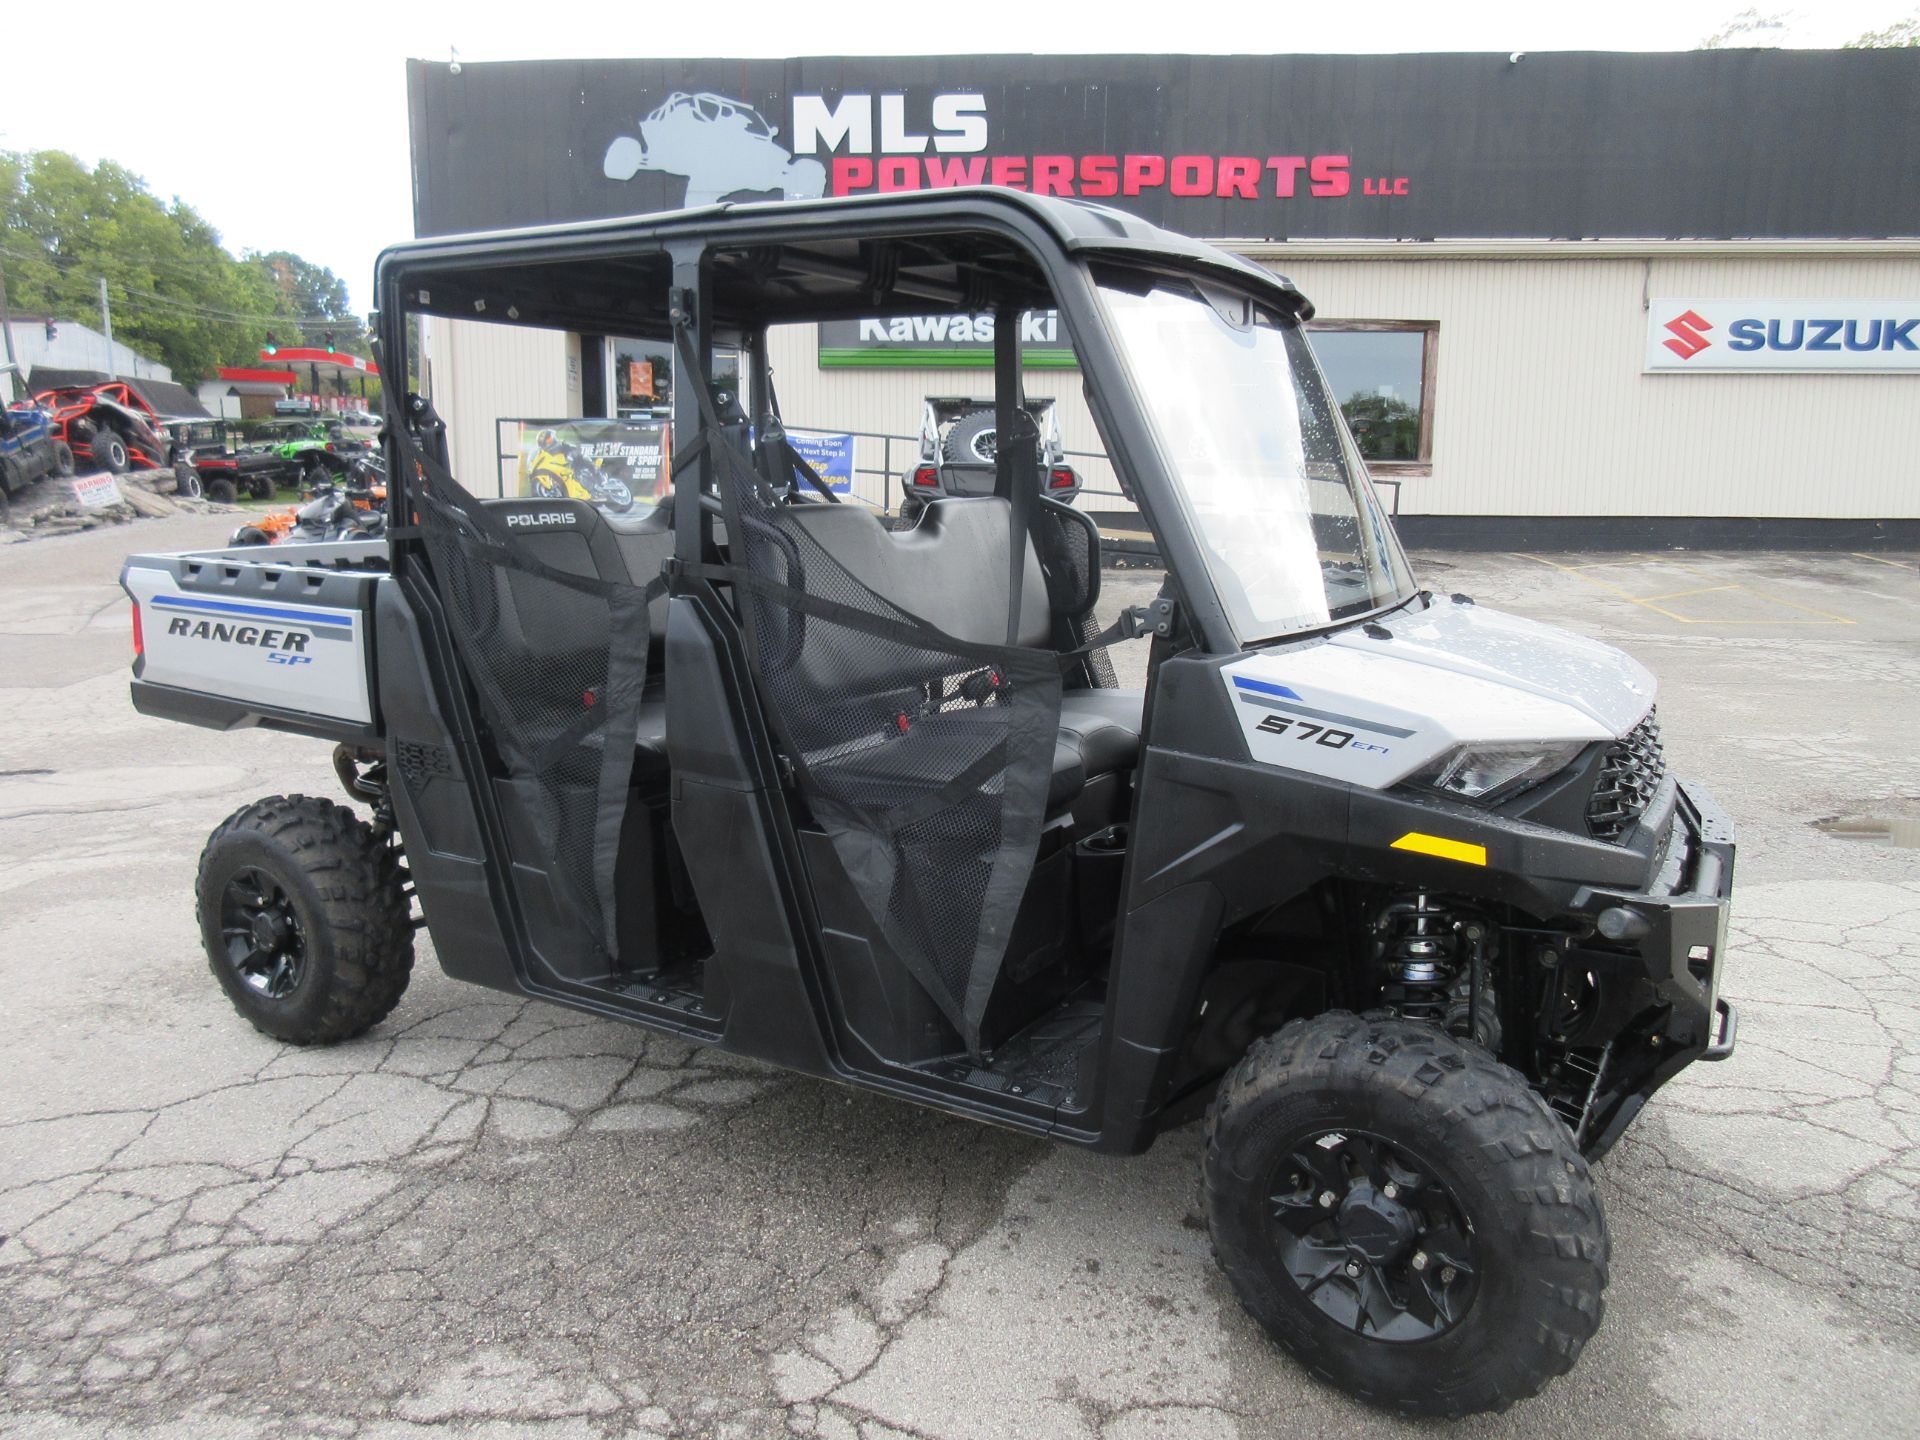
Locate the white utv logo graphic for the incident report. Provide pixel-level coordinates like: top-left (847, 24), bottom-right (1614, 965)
top-left (603, 92), bottom-right (827, 207)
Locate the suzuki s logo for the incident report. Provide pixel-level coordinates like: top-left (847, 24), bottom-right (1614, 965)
top-left (1662, 309), bottom-right (1714, 360)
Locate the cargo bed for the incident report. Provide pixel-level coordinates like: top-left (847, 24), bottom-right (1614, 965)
top-left (121, 538), bottom-right (390, 745)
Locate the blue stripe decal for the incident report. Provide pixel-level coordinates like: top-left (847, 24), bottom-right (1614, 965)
top-left (150, 594), bottom-right (353, 628)
top-left (1231, 676), bottom-right (1303, 701)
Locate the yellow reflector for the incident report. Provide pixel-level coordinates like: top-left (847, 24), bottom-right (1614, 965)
top-left (1390, 832), bottom-right (1488, 866)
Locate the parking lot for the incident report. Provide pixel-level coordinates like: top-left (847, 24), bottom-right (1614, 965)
top-left (2, 514), bottom-right (1916, 1439)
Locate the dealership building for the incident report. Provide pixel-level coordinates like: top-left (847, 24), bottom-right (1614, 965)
top-left (406, 50), bottom-right (1919, 546)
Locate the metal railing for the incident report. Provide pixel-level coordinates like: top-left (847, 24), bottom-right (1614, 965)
top-left (488, 416), bottom-right (1403, 522)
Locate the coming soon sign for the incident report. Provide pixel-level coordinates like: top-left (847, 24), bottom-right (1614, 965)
top-left (1647, 299), bottom-right (1920, 373)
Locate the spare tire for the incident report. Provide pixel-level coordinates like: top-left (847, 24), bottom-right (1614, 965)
top-left (941, 406), bottom-right (999, 466)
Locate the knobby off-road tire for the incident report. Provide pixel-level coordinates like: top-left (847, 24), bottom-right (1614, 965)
top-left (195, 795), bottom-right (414, 1045)
top-left (1204, 1011), bottom-right (1608, 1417)
top-left (53, 441), bottom-right (75, 477)
top-left (941, 406), bottom-right (998, 465)
top-left (93, 427), bottom-right (129, 473)
top-left (203, 476), bottom-right (237, 504)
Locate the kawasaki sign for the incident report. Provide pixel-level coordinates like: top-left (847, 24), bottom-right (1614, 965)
top-left (819, 310), bottom-right (1075, 369)
top-left (407, 52), bottom-right (1919, 242)
top-left (1646, 301), bottom-right (1920, 374)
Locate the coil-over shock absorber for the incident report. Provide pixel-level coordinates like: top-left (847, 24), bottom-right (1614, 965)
top-left (1373, 893), bottom-right (1502, 1052)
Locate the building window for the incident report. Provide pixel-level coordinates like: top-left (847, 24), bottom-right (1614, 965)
top-left (1307, 322), bottom-right (1437, 473)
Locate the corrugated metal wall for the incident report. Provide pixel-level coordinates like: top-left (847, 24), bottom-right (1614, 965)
top-left (428, 319), bottom-right (581, 495)
top-left (429, 250), bottom-right (1920, 518)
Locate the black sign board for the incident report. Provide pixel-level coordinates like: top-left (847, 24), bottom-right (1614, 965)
top-left (409, 52), bottom-right (1920, 244)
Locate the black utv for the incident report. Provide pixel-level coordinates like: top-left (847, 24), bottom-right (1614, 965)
top-left (124, 189), bottom-right (1736, 1417)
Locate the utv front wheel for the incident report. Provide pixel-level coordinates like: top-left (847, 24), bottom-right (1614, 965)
top-left (93, 428), bottom-right (129, 473)
top-left (195, 795), bottom-right (414, 1044)
top-left (1204, 1012), bottom-right (1608, 1417)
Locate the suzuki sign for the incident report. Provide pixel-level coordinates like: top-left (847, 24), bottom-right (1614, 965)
top-left (1646, 300), bottom-right (1920, 374)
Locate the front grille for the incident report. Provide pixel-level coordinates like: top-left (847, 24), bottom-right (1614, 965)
top-left (1587, 707), bottom-right (1665, 841)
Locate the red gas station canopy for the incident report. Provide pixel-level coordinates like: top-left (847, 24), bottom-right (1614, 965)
top-left (259, 348), bottom-right (380, 378)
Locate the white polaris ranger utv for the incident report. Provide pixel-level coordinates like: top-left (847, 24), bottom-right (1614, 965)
top-left (122, 190), bottom-right (1735, 1416)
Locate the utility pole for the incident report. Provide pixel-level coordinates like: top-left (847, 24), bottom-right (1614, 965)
top-left (0, 253), bottom-right (19, 402)
top-left (98, 277), bottom-right (115, 378)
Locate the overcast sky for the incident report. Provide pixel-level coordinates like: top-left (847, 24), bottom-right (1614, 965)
top-left (0, 0), bottom-right (1904, 318)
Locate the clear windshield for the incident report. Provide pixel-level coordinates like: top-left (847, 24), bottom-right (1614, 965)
top-left (1095, 269), bottom-right (1418, 643)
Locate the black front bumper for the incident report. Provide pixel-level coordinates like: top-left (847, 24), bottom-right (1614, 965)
top-left (1571, 780), bottom-right (1737, 1155)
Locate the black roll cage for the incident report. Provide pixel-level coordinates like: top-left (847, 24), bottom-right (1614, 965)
top-left (372, 188), bottom-right (1316, 657)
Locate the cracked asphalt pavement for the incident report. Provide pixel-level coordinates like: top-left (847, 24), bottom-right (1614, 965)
top-left (2, 515), bottom-right (1917, 1438)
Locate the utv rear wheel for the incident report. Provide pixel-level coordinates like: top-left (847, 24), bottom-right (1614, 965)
top-left (1204, 1012), bottom-right (1608, 1417)
top-left (195, 795), bottom-right (414, 1045)
top-left (204, 476), bottom-right (237, 504)
top-left (248, 475), bottom-right (275, 500)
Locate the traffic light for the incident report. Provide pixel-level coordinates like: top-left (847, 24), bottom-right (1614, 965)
top-left (324, 329), bottom-right (336, 352)
top-left (263, 331), bottom-right (278, 356)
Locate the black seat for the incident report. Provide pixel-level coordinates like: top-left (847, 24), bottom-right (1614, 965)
top-left (1051, 689), bottom-right (1145, 810)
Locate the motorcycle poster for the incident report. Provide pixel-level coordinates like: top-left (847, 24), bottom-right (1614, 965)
top-left (506, 418), bottom-right (671, 514)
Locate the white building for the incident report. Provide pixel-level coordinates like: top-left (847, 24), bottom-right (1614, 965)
top-left (4, 317), bottom-right (173, 386)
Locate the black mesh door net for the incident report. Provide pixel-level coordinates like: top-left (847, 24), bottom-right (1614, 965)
top-left (395, 425), bottom-right (662, 963)
top-left (677, 328), bottom-right (1063, 1053)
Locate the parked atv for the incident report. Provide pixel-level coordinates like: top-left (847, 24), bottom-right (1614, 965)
top-left (1, 394), bottom-right (75, 497)
top-left (901, 395), bottom-right (1078, 522)
top-left (33, 381), bottom-right (169, 474)
top-left (123, 191), bottom-right (1735, 1419)
top-left (231, 465), bottom-right (387, 545)
top-left (525, 430), bottom-right (636, 511)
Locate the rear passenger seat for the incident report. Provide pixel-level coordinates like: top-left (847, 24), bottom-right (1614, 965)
top-left (480, 498), bottom-right (673, 765)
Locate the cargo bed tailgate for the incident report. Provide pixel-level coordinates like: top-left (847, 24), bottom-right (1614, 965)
top-left (122, 543), bottom-right (386, 744)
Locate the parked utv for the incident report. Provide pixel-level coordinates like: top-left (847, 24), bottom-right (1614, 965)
top-left (902, 393), bottom-right (1078, 521)
top-left (1, 389), bottom-right (75, 496)
top-left (122, 190), bottom-right (1735, 1418)
top-left (167, 420), bottom-right (293, 502)
top-left (34, 380), bottom-right (169, 473)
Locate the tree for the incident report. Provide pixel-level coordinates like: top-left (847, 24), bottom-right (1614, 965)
top-left (250, 250), bottom-right (368, 355)
top-left (1846, 12), bottom-right (1919, 45)
top-left (0, 150), bottom-right (367, 385)
top-left (1697, 8), bottom-right (1790, 47)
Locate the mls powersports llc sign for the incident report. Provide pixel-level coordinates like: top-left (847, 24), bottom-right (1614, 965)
top-left (1647, 300), bottom-right (1920, 373)
top-left (407, 52), bottom-right (1920, 243)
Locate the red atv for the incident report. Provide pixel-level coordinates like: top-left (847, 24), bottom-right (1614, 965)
top-left (33, 381), bottom-right (169, 474)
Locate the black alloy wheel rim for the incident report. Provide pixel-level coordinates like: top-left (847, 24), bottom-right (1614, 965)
top-left (1266, 1128), bottom-right (1478, 1342)
top-left (219, 866), bottom-right (308, 1000)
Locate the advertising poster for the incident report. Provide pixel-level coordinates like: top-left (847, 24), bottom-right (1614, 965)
top-left (508, 418), bottom-right (671, 513)
top-left (784, 429), bottom-right (855, 493)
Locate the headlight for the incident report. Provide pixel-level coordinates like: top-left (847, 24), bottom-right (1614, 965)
top-left (1414, 741), bottom-right (1587, 803)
